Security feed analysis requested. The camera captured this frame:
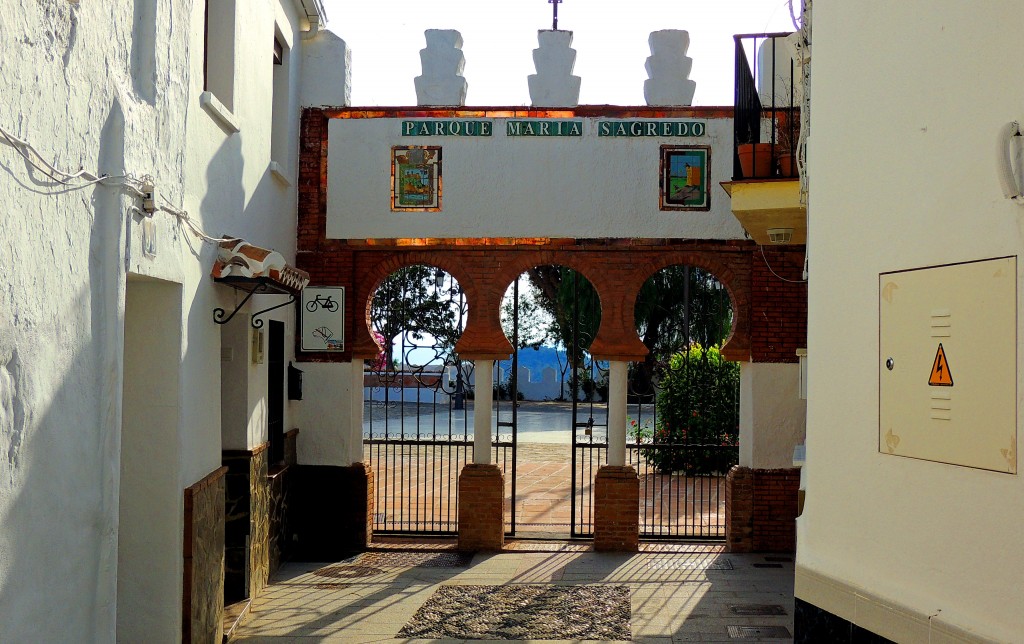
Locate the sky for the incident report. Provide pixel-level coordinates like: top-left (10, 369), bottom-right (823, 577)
top-left (319, 0), bottom-right (799, 107)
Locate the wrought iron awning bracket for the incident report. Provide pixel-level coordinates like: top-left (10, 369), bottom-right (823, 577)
top-left (250, 294), bottom-right (296, 329)
top-left (214, 280), bottom-right (269, 326)
top-left (214, 278), bottom-right (298, 327)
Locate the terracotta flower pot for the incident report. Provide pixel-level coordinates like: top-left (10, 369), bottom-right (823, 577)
top-left (738, 143), bottom-right (773, 178)
top-left (778, 152), bottom-right (798, 177)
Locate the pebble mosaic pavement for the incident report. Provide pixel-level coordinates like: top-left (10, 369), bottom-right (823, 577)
top-left (231, 542), bottom-right (795, 643)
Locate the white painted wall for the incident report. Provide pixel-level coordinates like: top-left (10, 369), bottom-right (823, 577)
top-left (738, 362), bottom-right (804, 469)
top-left (119, 277), bottom-right (183, 640)
top-left (296, 361), bottom-right (355, 465)
top-left (301, 29), bottom-right (352, 108)
top-left (801, 3), bottom-right (1024, 640)
top-left (0, 0), bottom-right (334, 639)
top-left (327, 116), bottom-right (743, 240)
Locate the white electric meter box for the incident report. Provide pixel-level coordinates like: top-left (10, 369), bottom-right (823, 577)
top-left (879, 257), bottom-right (1017, 473)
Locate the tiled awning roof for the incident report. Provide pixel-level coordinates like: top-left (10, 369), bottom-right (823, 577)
top-left (211, 238), bottom-right (309, 294)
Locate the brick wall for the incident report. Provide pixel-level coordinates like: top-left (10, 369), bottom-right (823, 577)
top-left (751, 247), bottom-right (807, 363)
top-left (726, 466), bottom-right (754, 551)
top-left (593, 465), bottom-right (640, 552)
top-left (457, 464), bottom-right (505, 551)
top-left (726, 466), bottom-right (800, 552)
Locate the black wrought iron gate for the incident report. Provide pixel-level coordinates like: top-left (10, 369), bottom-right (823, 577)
top-left (365, 264), bottom-right (738, 540)
top-left (571, 265), bottom-right (739, 540)
top-left (364, 266), bottom-right (513, 534)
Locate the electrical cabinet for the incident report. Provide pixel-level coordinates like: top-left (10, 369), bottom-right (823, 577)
top-left (879, 257), bottom-right (1017, 473)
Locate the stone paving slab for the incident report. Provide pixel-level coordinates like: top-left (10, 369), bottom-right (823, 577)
top-left (232, 548), bottom-right (794, 643)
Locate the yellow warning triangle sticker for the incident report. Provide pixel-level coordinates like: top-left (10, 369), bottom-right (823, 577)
top-left (928, 343), bottom-right (954, 387)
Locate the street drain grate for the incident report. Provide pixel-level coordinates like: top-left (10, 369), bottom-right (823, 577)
top-left (729, 604), bottom-right (787, 616)
top-left (764, 556), bottom-right (793, 562)
top-left (727, 625), bottom-right (792, 639)
top-left (752, 563), bottom-right (784, 568)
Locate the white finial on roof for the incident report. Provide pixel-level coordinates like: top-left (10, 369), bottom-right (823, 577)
top-left (414, 29), bottom-right (468, 106)
top-left (528, 30), bottom-right (581, 107)
top-left (644, 30), bottom-right (696, 106)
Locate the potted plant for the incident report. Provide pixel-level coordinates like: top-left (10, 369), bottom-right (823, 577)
top-left (737, 141), bottom-right (773, 178)
top-left (775, 110), bottom-right (800, 178)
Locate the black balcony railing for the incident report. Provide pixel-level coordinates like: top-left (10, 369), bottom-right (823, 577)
top-left (733, 33), bottom-right (799, 180)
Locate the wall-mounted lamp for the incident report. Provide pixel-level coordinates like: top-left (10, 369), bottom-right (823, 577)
top-left (767, 228), bottom-right (793, 244)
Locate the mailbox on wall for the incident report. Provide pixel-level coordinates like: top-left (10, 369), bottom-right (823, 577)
top-left (879, 257), bottom-right (1017, 473)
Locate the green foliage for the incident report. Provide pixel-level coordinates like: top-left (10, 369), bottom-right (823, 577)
top-left (370, 265), bottom-right (464, 368)
top-left (647, 344), bottom-right (739, 475)
top-left (631, 265), bottom-right (733, 403)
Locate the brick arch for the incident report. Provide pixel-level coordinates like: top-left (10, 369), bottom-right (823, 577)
top-left (455, 250), bottom-right (612, 360)
top-left (353, 253), bottom-right (479, 359)
top-left (632, 250), bottom-right (751, 362)
top-left (483, 252), bottom-right (602, 347)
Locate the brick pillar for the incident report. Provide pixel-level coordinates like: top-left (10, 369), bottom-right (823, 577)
top-left (593, 465), bottom-right (639, 552)
top-left (726, 465), bottom-right (754, 552)
top-left (458, 464), bottom-right (505, 551)
top-left (752, 468), bottom-right (799, 552)
top-left (351, 462), bottom-right (374, 550)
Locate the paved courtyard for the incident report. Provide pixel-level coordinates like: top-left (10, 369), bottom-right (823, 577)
top-left (231, 542), bottom-right (795, 643)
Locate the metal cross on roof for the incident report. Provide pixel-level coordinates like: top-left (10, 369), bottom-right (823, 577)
top-left (549, 0), bottom-right (562, 30)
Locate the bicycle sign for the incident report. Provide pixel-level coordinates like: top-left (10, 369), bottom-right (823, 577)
top-left (301, 286), bottom-right (345, 352)
top-left (306, 293), bottom-right (339, 313)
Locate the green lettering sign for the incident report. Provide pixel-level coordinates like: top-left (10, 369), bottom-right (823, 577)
top-left (401, 120), bottom-right (494, 136)
top-left (597, 120), bottom-right (707, 137)
top-left (506, 120), bottom-right (583, 137)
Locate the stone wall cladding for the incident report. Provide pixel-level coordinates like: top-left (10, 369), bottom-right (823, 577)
top-left (296, 107), bottom-right (797, 364)
top-left (249, 446), bottom-right (270, 598)
top-left (593, 465), bottom-right (640, 552)
top-left (182, 466), bottom-right (227, 644)
top-left (751, 247), bottom-right (807, 363)
top-left (457, 464), bottom-right (505, 552)
top-left (222, 444), bottom-right (271, 602)
top-left (726, 466), bottom-right (799, 552)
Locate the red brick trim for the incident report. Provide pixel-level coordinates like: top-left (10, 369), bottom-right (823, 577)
top-left (726, 466), bottom-right (800, 553)
top-left (323, 106), bottom-right (735, 119)
top-left (593, 465), bottom-right (640, 552)
top-left (457, 463), bottom-right (505, 552)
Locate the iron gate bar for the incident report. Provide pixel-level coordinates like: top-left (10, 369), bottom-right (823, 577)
top-left (365, 267), bottom-right (477, 535)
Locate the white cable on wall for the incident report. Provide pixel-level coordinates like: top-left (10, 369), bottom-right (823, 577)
top-left (0, 123), bottom-right (237, 245)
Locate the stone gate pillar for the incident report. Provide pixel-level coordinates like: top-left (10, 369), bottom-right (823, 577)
top-left (458, 358), bottom-right (504, 551)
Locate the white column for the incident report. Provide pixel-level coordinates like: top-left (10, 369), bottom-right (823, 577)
top-left (607, 360), bottom-right (628, 466)
top-left (348, 358), bottom-right (365, 465)
top-left (473, 359), bottom-right (494, 464)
